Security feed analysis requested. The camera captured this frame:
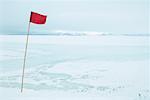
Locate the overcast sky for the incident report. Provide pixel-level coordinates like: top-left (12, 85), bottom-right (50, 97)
top-left (0, 0), bottom-right (149, 34)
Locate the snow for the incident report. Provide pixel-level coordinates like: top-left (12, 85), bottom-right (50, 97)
top-left (0, 35), bottom-right (149, 100)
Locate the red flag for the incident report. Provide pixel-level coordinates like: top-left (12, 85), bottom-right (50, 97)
top-left (30, 12), bottom-right (47, 24)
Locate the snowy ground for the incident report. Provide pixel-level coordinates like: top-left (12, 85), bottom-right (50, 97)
top-left (0, 35), bottom-right (149, 100)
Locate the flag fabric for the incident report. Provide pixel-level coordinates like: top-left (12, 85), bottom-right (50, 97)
top-left (30, 12), bottom-right (47, 24)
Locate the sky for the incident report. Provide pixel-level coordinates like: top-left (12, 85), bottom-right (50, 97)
top-left (0, 0), bottom-right (149, 35)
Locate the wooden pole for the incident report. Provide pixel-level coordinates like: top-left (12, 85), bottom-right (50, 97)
top-left (21, 22), bottom-right (31, 92)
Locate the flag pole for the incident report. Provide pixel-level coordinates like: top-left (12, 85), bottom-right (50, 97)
top-left (21, 21), bottom-right (31, 93)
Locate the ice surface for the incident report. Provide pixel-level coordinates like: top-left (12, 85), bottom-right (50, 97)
top-left (0, 35), bottom-right (149, 100)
